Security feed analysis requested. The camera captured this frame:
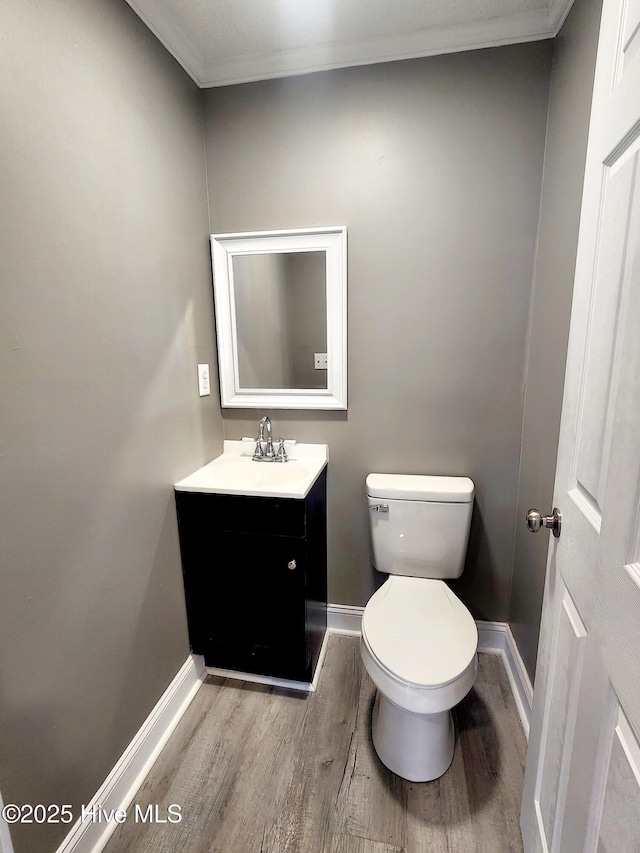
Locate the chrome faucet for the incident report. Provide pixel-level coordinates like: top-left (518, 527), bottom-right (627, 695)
top-left (255, 415), bottom-right (276, 461)
top-left (249, 416), bottom-right (296, 462)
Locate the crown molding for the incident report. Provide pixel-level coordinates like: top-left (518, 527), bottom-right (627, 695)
top-left (199, 12), bottom-right (552, 88)
top-left (127, 0), bottom-right (577, 89)
top-left (125, 0), bottom-right (205, 86)
top-left (548, 0), bottom-right (578, 35)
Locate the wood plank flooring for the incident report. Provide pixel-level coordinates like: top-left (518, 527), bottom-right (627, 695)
top-left (104, 634), bottom-right (527, 852)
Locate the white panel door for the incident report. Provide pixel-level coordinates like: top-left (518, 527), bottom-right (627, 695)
top-left (521, 0), bottom-right (640, 850)
top-left (0, 790), bottom-right (15, 853)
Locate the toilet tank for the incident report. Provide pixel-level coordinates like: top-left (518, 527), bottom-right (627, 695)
top-left (366, 473), bottom-right (474, 580)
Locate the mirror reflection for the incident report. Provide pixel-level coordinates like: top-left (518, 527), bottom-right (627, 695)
top-left (233, 251), bottom-right (327, 390)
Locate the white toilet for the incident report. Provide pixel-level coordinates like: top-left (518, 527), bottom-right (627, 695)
top-left (361, 472), bottom-right (477, 782)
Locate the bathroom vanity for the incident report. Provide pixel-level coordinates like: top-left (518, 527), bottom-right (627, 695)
top-left (174, 442), bottom-right (328, 686)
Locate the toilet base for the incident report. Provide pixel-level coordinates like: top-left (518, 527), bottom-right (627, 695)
top-left (371, 691), bottom-right (455, 782)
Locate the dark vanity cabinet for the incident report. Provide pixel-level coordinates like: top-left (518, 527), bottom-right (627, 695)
top-left (175, 468), bottom-right (327, 684)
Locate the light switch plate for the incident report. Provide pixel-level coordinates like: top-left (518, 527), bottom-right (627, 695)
top-left (197, 364), bottom-right (210, 396)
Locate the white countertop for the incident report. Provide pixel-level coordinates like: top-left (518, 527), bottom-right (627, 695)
top-left (174, 440), bottom-right (328, 499)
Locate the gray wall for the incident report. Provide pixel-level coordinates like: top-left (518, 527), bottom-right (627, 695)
top-left (510, 0), bottom-right (603, 680)
top-left (0, 1), bottom-right (222, 850)
top-left (204, 44), bottom-right (552, 617)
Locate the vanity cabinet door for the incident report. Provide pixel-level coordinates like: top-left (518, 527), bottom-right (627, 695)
top-left (201, 532), bottom-right (308, 680)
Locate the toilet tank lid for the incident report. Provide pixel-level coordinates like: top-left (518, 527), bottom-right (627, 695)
top-left (366, 473), bottom-right (474, 503)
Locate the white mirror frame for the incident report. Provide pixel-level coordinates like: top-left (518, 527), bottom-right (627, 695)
top-left (210, 226), bottom-right (347, 410)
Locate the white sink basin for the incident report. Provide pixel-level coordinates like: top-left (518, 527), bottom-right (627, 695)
top-left (174, 441), bottom-right (328, 499)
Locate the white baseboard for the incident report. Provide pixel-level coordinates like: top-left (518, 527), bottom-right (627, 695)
top-left (328, 605), bottom-right (533, 738)
top-left (476, 620), bottom-right (534, 739)
top-left (56, 655), bottom-right (205, 853)
top-left (327, 603), bottom-right (365, 635)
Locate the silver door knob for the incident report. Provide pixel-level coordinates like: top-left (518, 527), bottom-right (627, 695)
top-left (287, 560), bottom-right (297, 570)
top-left (526, 507), bottom-right (562, 538)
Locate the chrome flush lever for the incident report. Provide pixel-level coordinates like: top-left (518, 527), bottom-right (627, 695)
top-left (369, 504), bottom-right (389, 513)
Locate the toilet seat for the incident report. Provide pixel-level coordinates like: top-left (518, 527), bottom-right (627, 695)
top-left (361, 576), bottom-right (478, 715)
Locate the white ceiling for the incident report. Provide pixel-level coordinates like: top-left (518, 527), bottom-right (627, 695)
top-left (126, 0), bottom-right (574, 88)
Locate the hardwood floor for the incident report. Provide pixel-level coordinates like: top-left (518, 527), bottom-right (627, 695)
top-left (104, 634), bottom-right (527, 852)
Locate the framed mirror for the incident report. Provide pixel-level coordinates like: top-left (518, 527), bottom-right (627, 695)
top-left (210, 226), bottom-right (347, 409)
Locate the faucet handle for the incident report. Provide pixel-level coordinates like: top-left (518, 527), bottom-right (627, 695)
top-left (273, 438), bottom-right (298, 462)
top-left (274, 438), bottom-right (288, 462)
top-left (241, 436), bottom-right (265, 460)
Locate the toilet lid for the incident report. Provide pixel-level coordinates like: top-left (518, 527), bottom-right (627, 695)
top-left (362, 577), bottom-right (478, 689)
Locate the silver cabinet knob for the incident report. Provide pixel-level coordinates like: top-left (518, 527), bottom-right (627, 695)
top-left (526, 507), bottom-right (562, 538)
top-left (287, 559), bottom-right (297, 570)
